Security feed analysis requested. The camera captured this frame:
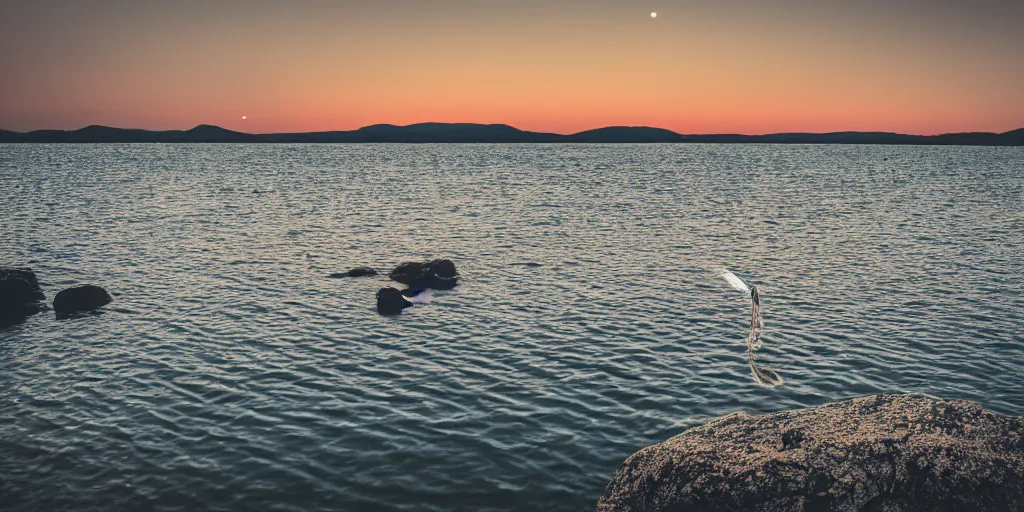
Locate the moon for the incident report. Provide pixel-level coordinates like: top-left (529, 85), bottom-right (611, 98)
top-left (242, 116), bottom-right (247, 120)
top-left (650, 12), bottom-right (657, 18)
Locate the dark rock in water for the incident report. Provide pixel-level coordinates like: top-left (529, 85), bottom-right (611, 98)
top-left (389, 259), bottom-right (459, 289)
top-left (1, 267), bottom-right (43, 291)
top-left (598, 394), bottom-right (1024, 512)
top-left (1, 267), bottom-right (46, 326)
top-left (428, 259), bottom-right (458, 278)
top-left (0, 302), bottom-right (44, 327)
top-left (328, 267), bottom-right (378, 278)
top-left (376, 287), bottom-right (412, 315)
top-left (390, 259), bottom-right (458, 280)
top-left (426, 275), bottom-right (459, 290)
top-left (346, 267), bottom-right (378, 277)
top-left (53, 285), bottom-right (112, 317)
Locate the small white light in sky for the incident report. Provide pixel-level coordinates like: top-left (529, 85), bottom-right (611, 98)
top-left (651, 12), bottom-right (657, 18)
top-left (242, 116), bottom-right (247, 120)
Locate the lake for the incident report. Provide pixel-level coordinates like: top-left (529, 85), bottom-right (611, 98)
top-left (1, 143), bottom-right (1022, 511)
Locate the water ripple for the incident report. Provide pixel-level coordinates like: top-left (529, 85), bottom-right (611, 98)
top-left (1, 143), bottom-right (1023, 511)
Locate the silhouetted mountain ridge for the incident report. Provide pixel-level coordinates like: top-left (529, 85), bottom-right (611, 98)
top-left (1, 123), bottom-right (1021, 145)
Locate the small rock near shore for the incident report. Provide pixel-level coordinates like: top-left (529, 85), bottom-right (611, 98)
top-left (329, 267), bottom-right (379, 278)
top-left (376, 287), bottom-right (412, 315)
top-left (53, 284), bottom-right (112, 317)
top-left (1, 267), bottom-right (46, 326)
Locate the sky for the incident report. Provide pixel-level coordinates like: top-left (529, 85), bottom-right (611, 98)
top-left (2, 0), bottom-right (1023, 135)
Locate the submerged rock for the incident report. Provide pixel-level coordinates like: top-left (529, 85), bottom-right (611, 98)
top-left (389, 259), bottom-right (459, 290)
top-left (53, 284), bottom-right (112, 317)
top-left (598, 394), bottom-right (1024, 512)
top-left (329, 267), bottom-right (378, 278)
top-left (0, 267), bottom-right (46, 326)
top-left (346, 267), bottom-right (378, 278)
top-left (376, 287), bottom-right (412, 315)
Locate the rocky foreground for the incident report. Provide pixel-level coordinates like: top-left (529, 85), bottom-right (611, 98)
top-left (598, 394), bottom-right (1024, 512)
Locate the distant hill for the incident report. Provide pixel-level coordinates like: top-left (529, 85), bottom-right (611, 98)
top-left (566, 127), bottom-right (690, 143)
top-left (1, 122), bottom-right (1022, 145)
top-left (998, 128), bottom-right (1024, 145)
top-left (349, 123), bottom-right (558, 143)
top-left (0, 124), bottom-right (252, 143)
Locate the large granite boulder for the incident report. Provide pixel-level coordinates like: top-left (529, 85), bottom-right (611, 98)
top-left (0, 267), bottom-right (46, 326)
top-left (53, 284), bottom-right (112, 317)
top-left (389, 259), bottom-right (459, 290)
top-left (598, 394), bottom-right (1024, 512)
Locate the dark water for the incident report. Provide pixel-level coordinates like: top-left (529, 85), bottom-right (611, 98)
top-left (1, 144), bottom-right (1022, 511)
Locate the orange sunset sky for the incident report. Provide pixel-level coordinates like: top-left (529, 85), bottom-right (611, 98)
top-left (2, 0), bottom-right (1022, 135)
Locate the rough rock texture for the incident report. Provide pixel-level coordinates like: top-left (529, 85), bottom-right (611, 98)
top-left (376, 287), bottom-right (412, 315)
top-left (329, 267), bottom-right (378, 278)
top-left (389, 259), bottom-right (459, 290)
top-left (1, 267), bottom-right (46, 326)
top-left (53, 284), bottom-right (112, 317)
top-left (598, 394), bottom-right (1024, 512)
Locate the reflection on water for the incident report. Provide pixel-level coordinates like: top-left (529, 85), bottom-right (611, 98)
top-left (747, 286), bottom-right (783, 387)
top-left (713, 269), bottom-right (783, 386)
top-left (1, 144), bottom-right (1022, 511)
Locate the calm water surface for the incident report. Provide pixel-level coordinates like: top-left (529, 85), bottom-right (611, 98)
top-left (1, 144), bottom-right (1022, 511)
